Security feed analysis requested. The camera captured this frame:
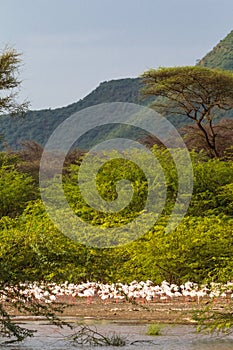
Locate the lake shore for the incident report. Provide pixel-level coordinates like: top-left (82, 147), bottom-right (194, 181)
top-left (9, 298), bottom-right (230, 325)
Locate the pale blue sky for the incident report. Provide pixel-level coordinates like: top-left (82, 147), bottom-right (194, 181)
top-left (1, 0), bottom-right (233, 110)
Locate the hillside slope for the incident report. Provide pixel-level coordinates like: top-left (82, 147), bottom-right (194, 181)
top-left (2, 29), bottom-right (233, 150)
top-left (0, 78), bottom-right (144, 149)
top-left (197, 30), bottom-right (233, 70)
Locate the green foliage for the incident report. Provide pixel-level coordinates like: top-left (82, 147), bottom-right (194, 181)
top-left (146, 323), bottom-right (163, 336)
top-left (0, 152), bottom-right (19, 167)
top-left (1, 37), bottom-right (233, 339)
top-left (0, 146), bottom-right (232, 338)
top-left (217, 182), bottom-right (233, 216)
top-left (188, 155), bottom-right (233, 216)
top-left (0, 48), bottom-right (28, 116)
top-left (141, 66), bottom-right (233, 157)
top-left (0, 149), bottom-right (232, 285)
top-left (0, 47), bottom-right (72, 342)
top-left (0, 199), bottom-right (118, 283)
top-left (0, 165), bottom-right (37, 217)
top-left (114, 215), bottom-right (233, 284)
top-left (64, 151), bottom-right (149, 225)
top-left (194, 302), bottom-right (233, 335)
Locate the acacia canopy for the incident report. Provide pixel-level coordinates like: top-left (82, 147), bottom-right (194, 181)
top-left (141, 66), bottom-right (233, 157)
top-left (0, 48), bottom-right (28, 115)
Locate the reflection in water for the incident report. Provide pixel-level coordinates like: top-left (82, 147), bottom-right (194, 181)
top-left (1, 321), bottom-right (233, 350)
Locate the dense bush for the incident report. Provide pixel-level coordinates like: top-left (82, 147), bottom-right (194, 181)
top-left (0, 149), bottom-right (232, 285)
top-left (0, 165), bottom-right (37, 217)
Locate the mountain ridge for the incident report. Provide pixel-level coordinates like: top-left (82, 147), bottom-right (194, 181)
top-left (0, 78), bottom-right (144, 149)
top-left (1, 30), bottom-right (233, 150)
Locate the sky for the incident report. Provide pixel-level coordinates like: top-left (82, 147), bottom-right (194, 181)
top-left (1, 0), bottom-right (233, 110)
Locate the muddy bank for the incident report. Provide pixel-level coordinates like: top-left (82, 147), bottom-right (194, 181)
top-left (8, 298), bottom-right (229, 324)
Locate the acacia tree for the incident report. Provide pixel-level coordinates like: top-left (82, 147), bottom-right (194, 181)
top-left (0, 49), bottom-right (70, 343)
top-left (181, 118), bottom-right (233, 158)
top-left (0, 48), bottom-right (28, 116)
top-left (141, 66), bottom-right (233, 157)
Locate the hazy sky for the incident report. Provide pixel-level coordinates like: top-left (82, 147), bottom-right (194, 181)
top-left (1, 0), bottom-right (233, 110)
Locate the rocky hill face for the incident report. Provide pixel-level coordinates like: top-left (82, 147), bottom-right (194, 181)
top-left (197, 30), bottom-right (233, 70)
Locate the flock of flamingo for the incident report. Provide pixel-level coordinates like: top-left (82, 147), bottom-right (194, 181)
top-left (2, 280), bottom-right (233, 305)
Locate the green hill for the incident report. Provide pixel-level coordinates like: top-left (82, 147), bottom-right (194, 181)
top-left (0, 77), bottom-right (187, 150)
top-left (1, 29), bottom-right (233, 150)
top-left (0, 78), bottom-right (145, 150)
top-left (197, 30), bottom-right (233, 70)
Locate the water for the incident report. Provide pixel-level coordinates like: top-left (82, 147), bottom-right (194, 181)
top-left (1, 320), bottom-right (233, 350)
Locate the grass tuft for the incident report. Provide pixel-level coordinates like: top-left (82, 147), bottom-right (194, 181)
top-left (146, 323), bottom-right (163, 336)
